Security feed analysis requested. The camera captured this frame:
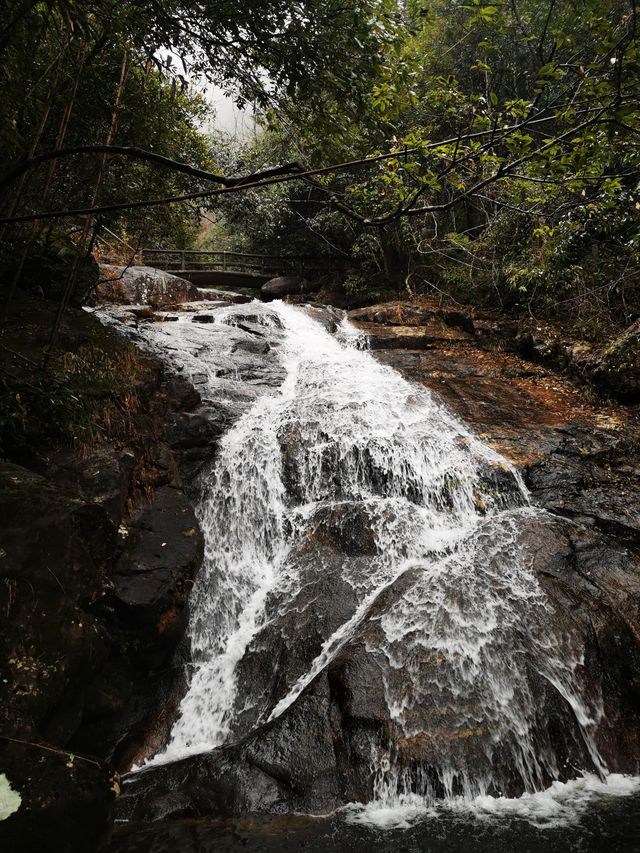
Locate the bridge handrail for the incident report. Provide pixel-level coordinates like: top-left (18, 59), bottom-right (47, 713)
top-left (139, 247), bottom-right (337, 278)
top-left (140, 248), bottom-right (328, 261)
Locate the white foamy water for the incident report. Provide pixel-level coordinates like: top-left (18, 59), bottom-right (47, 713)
top-left (117, 298), bottom-right (624, 817)
top-left (346, 773), bottom-right (640, 829)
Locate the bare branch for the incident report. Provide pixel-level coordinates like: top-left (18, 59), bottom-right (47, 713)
top-left (0, 145), bottom-right (303, 193)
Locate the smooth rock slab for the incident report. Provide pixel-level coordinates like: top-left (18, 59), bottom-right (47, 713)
top-left (96, 266), bottom-right (206, 307)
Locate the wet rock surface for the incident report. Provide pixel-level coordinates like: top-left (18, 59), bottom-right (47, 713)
top-left (5, 289), bottom-right (640, 847)
top-left (113, 296), bottom-right (640, 831)
top-left (111, 487), bottom-right (203, 645)
top-left (370, 344), bottom-right (639, 545)
top-left (356, 301), bottom-right (640, 772)
top-left (348, 298), bottom-right (640, 403)
top-left (117, 511), bottom-right (640, 821)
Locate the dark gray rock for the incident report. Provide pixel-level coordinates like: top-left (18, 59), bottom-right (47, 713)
top-left (302, 305), bottom-right (344, 333)
top-left (231, 337), bottom-right (271, 355)
top-left (112, 486), bottom-right (204, 647)
top-left (46, 447), bottom-right (136, 524)
top-left (0, 741), bottom-right (117, 853)
top-left (115, 501), bottom-right (640, 821)
top-left (523, 426), bottom-right (640, 543)
top-left (165, 406), bottom-right (230, 478)
top-left (117, 676), bottom-right (351, 822)
top-left (166, 410), bottom-right (227, 451)
top-left (261, 276), bottom-right (315, 299)
top-left (191, 288), bottom-right (252, 304)
top-left (164, 375), bottom-right (202, 412)
top-left (0, 463), bottom-right (116, 740)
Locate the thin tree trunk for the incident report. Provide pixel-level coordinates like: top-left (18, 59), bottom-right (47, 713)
top-left (1, 43), bottom-right (85, 322)
top-left (0, 39), bottom-right (68, 237)
top-left (46, 50), bottom-right (129, 358)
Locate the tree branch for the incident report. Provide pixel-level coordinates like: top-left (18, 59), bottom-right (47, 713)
top-left (0, 106), bottom-right (618, 226)
top-left (0, 145), bottom-right (303, 193)
top-left (313, 110), bottom-right (610, 227)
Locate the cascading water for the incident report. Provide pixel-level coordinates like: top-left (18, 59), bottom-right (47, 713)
top-left (131, 299), bottom-right (608, 810)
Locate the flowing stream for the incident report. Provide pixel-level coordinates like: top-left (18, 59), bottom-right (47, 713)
top-left (117, 298), bottom-right (628, 817)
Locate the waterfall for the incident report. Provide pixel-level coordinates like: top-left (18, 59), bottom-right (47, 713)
top-left (134, 300), bottom-right (606, 805)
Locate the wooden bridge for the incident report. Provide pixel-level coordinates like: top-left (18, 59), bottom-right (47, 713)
top-left (139, 248), bottom-right (332, 289)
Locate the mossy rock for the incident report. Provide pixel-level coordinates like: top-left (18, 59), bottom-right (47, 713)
top-left (603, 320), bottom-right (640, 371)
top-left (590, 319), bottom-right (640, 401)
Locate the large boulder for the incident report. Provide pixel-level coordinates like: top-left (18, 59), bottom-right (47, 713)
top-left (95, 266), bottom-right (206, 307)
top-left (260, 276), bottom-right (315, 299)
top-left (117, 675), bottom-right (352, 822)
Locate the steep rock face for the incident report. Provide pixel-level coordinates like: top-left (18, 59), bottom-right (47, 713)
top-left (117, 508), bottom-right (640, 821)
top-left (113, 301), bottom-right (640, 827)
top-left (0, 462), bottom-right (119, 852)
top-left (112, 486), bottom-right (204, 644)
top-left (0, 463), bottom-right (116, 743)
top-left (358, 305), bottom-right (640, 773)
top-left (0, 322), bottom-right (218, 851)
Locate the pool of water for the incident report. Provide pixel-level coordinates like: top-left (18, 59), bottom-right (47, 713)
top-left (108, 788), bottom-right (640, 853)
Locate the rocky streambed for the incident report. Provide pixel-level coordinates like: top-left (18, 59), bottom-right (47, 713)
top-left (2, 275), bottom-right (640, 852)
top-left (110, 290), bottom-right (640, 839)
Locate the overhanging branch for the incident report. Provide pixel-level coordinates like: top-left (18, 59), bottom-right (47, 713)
top-left (306, 110), bottom-right (610, 226)
top-left (0, 105), bottom-right (619, 226)
top-left (0, 145), bottom-right (303, 192)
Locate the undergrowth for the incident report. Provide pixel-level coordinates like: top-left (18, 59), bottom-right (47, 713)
top-left (0, 342), bottom-right (148, 459)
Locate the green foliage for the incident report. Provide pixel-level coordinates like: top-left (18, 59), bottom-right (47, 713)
top-left (0, 342), bottom-right (145, 456)
top-left (603, 324), bottom-right (640, 372)
top-left (208, 129), bottom-right (359, 263)
top-left (212, 0), bottom-right (640, 330)
top-left (0, 0), bottom-right (391, 294)
top-left (2, 0), bottom-right (638, 332)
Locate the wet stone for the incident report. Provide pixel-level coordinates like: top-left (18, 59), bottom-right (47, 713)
top-left (94, 298), bottom-right (640, 825)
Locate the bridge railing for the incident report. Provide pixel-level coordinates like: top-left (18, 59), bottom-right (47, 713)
top-left (140, 248), bottom-right (332, 278)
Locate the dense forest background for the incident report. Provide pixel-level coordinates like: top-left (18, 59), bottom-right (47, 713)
top-left (1, 0), bottom-right (639, 338)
